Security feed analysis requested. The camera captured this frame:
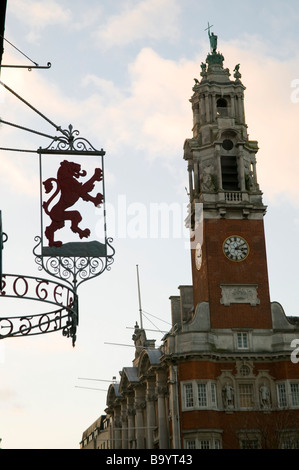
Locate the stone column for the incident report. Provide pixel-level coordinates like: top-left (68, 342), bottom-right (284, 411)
top-left (135, 385), bottom-right (145, 449)
top-left (237, 146), bottom-right (246, 191)
top-left (215, 144), bottom-right (223, 191)
top-left (168, 365), bottom-right (181, 449)
top-left (113, 406), bottom-right (122, 449)
top-left (238, 93), bottom-right (244, 123)
top-left (156, 369), bottom-right (169, 449)
top-left (252, 157), bottom-right (258, 188)
top-left (121, 400), bottom-right (128, 449)
top-left (200, 93), bottom-right (206, 124)
top-left (146, 379), bottom-right (156, 449)
top-left (205, 93), bottom-right (210, 123)
top-left (193, 161), bottom-right (200, 196)
top-left (127, 394), bottom-right (135, 449)
top-left (187, 160), bottom-right (194, 202)
top-left (231, 94), bottom-right (235, 119)
top-left (212, 93), bottom-right (216, 121)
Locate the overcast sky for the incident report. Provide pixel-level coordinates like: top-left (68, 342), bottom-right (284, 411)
top-left (0, 0), bottom-right (299, 449)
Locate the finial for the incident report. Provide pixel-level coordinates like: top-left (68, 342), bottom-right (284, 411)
top-left (233, 64), bottom-right (242, 80)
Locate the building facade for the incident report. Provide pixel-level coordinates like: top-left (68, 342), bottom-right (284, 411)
top-left (80, 415), bottom-right (110, 449)
top-left (81, 34), bottom-right (299, 450)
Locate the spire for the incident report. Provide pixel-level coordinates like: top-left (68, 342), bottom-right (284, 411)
top-left (184, 28), bottom-right (266, 221)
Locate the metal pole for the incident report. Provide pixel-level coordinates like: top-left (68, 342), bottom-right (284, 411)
top-left (136, 265), bottom-right (143, 329)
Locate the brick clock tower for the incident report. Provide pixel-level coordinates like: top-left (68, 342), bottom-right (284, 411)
top-left (184, 36), bottom-right (272, 330)
top-left (165, 30), bottom-right (299, 450)
top-left (84, 30), bottom-right (299, 451)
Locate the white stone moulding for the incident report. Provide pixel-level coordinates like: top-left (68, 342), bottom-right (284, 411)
top-left (220, 284), bottom-right (260, 306)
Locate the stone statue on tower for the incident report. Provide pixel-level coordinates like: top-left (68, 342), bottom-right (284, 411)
top-left (206, 22), bottom-right (217, 53)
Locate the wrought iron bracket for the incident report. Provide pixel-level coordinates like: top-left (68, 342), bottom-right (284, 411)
top-left (0, 118), bottom-right (114, 346)
top-left (0, 273), bottom-right (79, 346)
top-left (1, 62), bottom-right (51, 71)
top-left (33, 235), bottom-right (115, 292)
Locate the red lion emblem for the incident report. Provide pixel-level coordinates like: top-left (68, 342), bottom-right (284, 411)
top-left (42, 160), bottom-right (103, 247)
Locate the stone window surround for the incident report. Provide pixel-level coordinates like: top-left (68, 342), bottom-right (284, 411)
top-left (181, 380), bottom-right (218, 411)
top-left (183, 429), bottom-right (223, 449)
top-left (277, 380), bottom-right (299, 409)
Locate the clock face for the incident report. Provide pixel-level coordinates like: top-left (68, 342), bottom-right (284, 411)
top-left (195, 242), bottom-right (202, 270)
top-left (223, 236), bottom-right (249, 262)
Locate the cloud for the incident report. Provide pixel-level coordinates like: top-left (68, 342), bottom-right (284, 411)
top-left (94, 0), bottom-right (181, 49)
top-left (221, 39), bottom-right (299, 203)
top-left (81, 42), bottom-right (299, 204)
top-left (1, 36), bottom-right (299, 204)
top-left (8, 0), bottom-right (72, 42)
top-left (9, 0), bottom-right (72, 28)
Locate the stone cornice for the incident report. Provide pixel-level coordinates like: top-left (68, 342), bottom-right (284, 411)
top-left (161, 351), bottom-right (293, 364)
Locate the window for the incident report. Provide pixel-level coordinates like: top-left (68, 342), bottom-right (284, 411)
top-left (197, 383), bottom-right (207, 407)
top-left (282, 437), bottom-right (299, 449)
top-left (222, 139), bottom-right (234, 151)
top-left (239, 365), bottom-right (250, 377)
top-left (184, 383), bottom-right (194, 408)
top-left (237, 332), bottom-right (248, 349)
top-left (277, 381), bottom-right (299, 408)
top-left (184, 437), bottom-right (222, 449)
top-left (277, 383), bottom-right (287, 408)
top-left (240, 439), bottom-right (259, 449)
top-left (199, 440), bottom-right (210, 449)
top-left (186, 439), bottom-right (196, 449)
top-left (239, 384), bottom-right (254, 408)
top-left (211, 383), bottom-right (217, 406)
top-left (182, 381), bottom-right (218, 410)
top-left (290, 383), bottom-right (299, 407)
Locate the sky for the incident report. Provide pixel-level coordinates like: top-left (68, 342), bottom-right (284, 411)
top-left (0, 0), bottom-right (299, 449)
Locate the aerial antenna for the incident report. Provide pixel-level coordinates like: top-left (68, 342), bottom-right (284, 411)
top-left (136, 264), bottom-right (143, 329)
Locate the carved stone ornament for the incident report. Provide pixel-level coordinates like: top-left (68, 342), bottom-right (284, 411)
top-left (135, 401), bottom-right (146, 410)
top-left (259, 383), bottom-right (271, 409)
top-left (222, 382), bottom-right (235, 410)
top-left (220, 284), bottom-right (260, 306)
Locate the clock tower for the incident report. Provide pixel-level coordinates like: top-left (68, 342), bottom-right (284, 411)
top-left (184, 33), bottom-right (272, 329)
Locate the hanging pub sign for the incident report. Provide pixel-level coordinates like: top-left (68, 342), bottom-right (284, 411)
top-left (34, 124), bottom-right (115, 292)
top-left (0, 61), bottom-right (115, 346)
top-left (0, 124), bottom-right (115, 346)
top-left (0, 122), bottom-right (114, 346)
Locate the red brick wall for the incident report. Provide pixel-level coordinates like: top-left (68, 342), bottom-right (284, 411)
top-left (176, 360), bottom-right (299, 448)
top-left (191, 218), bottom-right (272, 329)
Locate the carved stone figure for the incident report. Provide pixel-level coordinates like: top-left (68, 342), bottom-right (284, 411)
top-left (222, 383), bottom-right (234, 409)
top-left (200, 63), bottom-right (207, 78)
top-left (200, 164), bottom-right (215, 191)
top-left (233, 64), bottom-right (242, 80)
top-left (209, 30), bottom-right (218, 53)
top-left (259, 383), bottom-right (271, 409)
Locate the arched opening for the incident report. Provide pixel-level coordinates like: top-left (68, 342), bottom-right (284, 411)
top-left (217, 98), bottom-right (227, 108)
top-left (217, 98), bottom-right (228, 117)
top-left (221, 155), bottom-right (239, 191)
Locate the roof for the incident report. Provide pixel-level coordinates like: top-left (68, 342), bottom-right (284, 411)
top-left (122, 366), bottom-right (139, 382)
top-left (146, 348), bottom-right (162, 365)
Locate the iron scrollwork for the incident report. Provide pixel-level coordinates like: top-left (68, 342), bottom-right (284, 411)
top-left (38, 124), bottom-right (106, 156)
top-left (33, 235), bottom-right (115, 290)
top-left (0, 273), bottom-right (78, 345)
